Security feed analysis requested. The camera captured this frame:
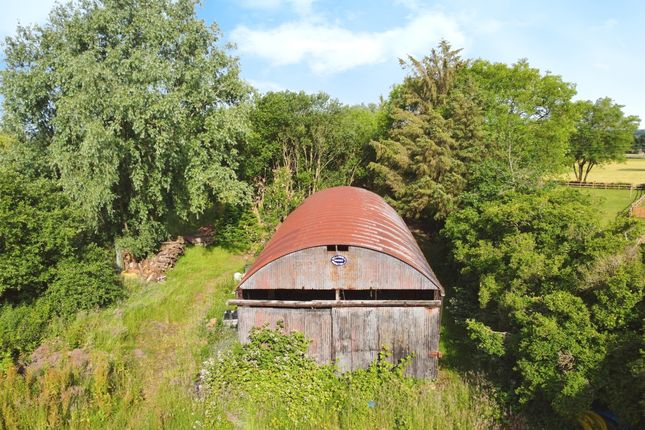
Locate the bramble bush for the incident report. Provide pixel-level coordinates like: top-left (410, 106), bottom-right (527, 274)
top-left (200, 326), bottom-right (500, 429)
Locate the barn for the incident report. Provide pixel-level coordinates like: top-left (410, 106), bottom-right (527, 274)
top-left (229, 186), bottom-right (444, 378)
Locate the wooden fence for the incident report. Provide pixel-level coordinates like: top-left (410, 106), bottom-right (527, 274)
top-left (556, 181), bottom-right (645, 190)
top-left (555, 181), bottom-right (645, 219)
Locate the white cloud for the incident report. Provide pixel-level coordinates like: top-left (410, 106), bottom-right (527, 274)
top-left (0, 0), bottom-right (57, 39)
top-left (231, 11), bottom-right (465, 74)
top-left (238, 0), bottom-right (316, 16)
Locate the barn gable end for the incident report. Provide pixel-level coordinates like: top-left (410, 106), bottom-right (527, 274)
top-left (229, 186), bottom-right (444, 378)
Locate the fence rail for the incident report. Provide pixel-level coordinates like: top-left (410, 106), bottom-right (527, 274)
top-left (556, 181), bottom-right (645, 190)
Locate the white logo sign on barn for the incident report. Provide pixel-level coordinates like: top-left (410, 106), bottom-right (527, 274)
top-left (330, 255), bottom-right (347, 266)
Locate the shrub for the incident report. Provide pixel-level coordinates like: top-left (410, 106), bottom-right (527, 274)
top-left (442, 187), bottom-right (645, 424)
top-left (45, 245), bottom-right (124, 318)
top-left (0, 167), bottom-right (82, 302)
top-left (0, 164), bottom-right (125, 361)
top-left (0, 302), bottom-right (52, 364)
top-left (200, 326), bottom-right (499, 429)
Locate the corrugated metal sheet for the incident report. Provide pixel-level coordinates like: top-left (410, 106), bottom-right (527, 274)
top-left (239, 186), bottom-right (442, 291)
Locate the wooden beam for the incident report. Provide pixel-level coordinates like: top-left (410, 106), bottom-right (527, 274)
top-left (228, 299), bottom-right (442, 308)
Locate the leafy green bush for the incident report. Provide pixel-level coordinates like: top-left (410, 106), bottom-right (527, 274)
top-left (0, 167), bottom-right (83, 302)
top-left (0, 165), bottom-right (125, 361)
top-left (443, 187), bottom-right (644, 424)
top-left (200, 326), bottom-right (499, 429)
top-left (212, 205), bottom-right (265, 252)
top-left (115, 221), bottom-right (169, 260)
top-left (45, 245), bottom-right (124, 318)
top-left (0, 301), bottom-right (51, 364)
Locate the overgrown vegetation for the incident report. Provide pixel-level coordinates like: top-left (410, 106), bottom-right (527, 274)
top-left (443, 188), bottom-right (644, 424)
top-left (0, 164), bottom-right (123, 365)
top-left (201, 326), bottom-right (500, 429)
top-left (0, 247), bottom-right (245, 429)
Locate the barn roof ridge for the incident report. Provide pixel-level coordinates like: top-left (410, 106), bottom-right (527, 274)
top-left (239, 186), bottom-right (443, 293)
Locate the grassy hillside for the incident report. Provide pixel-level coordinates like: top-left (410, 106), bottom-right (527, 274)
top-left (0, 247), bottom-right (246, 429)
top-left (0, 246), bottom-right (502, 429)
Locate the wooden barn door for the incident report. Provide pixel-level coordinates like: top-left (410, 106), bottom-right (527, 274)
top-left (331, 307), bottom-right (440, 378)
top-left (237, 307), bottom-right (333, 363)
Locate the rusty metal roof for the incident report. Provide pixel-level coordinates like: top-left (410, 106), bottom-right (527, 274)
top-left (239, 186), bottom-right (442, 291)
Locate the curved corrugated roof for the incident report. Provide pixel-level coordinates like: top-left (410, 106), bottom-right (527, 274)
top-left (239, 186), bottom-right (442, 292)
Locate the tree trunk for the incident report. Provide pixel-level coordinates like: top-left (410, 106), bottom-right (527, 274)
top-left (582, 162), bottom-right (595, 183)
top-left (575, 160), bottom-right (586, 182)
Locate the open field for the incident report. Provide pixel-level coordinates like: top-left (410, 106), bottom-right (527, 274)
top-left (563, 158), bottom-right (645, 184)
top-left (565, 187), bottom-right (645, 224)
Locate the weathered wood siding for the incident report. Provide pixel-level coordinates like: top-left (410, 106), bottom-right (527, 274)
top-left (242, 246), bottom-right (438, 291)
top-left (237, 307), bottom-right (332, 363)
top-left (237, 305), bottom-right (441, 378)
top-left (332, 307), bottom-right (440, 378)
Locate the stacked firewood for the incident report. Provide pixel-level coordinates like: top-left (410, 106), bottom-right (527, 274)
top-left (121, 225), bottom-right (215, 282)
top-left (138, 237), bottom-right (186, 282)
top-left (122, 237), bottom-right (185, 282)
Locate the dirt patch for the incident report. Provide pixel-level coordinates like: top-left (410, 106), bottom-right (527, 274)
top-left (28, 343), bottom-right (91, 375)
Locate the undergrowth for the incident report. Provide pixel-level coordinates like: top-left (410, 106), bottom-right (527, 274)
top-left (200, 326), bottom-right (501, 429)
top-left (0, 246), bottom-right (245, 429)
top-left (1, 247), bottom-right (504, 429)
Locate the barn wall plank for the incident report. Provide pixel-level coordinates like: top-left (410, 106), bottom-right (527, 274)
top-left (237, 307), bottom-right (332, 363)
top-left (239, 305), bottom-right (441, 378)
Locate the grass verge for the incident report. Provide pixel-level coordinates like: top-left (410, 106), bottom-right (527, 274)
top-left (566, 187), bottom-right (644, 224)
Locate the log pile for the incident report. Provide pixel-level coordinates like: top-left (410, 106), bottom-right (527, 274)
top-left (121, 225), bottom-right (214, 282)
top-left (138, 237), bottom-right (186, 282)
top-left (122, 237), bottom-right (185, 282)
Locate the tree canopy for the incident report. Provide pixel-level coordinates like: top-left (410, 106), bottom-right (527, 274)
top-left (369, 42), bottom-right (581, 224)
top-left (467, 59), bottom-right (578, 190)
top-left (568, 98), bottom-right (640, 182)
top-left (369, 41), bottom-right (483, 221)
top-left (443, 188), bottom-right (644, 421)
top-left (0, 0), bottom-right (252, 255)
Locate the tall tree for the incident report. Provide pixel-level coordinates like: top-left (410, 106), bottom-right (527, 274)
top-left (242, 91), bottom-right (377, 207)
top-left (467, 59), bottom-right (578, 191)
top-left (568, 98), bottom-right (640, 182)
top-left (369, 41), bottom-right (483, 222)
top-left (1, 0), bottom-right (251, 255)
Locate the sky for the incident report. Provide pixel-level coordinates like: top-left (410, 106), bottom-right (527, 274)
top-left (1, 0), bottom-right (644, 126)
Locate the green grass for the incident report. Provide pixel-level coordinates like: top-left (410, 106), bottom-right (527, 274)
top-left (567, 188), bottom-right (644, 224)
top-left (0, 246), bottom-right (245, 429)
top-left (563, 158), bottom-right (645, 184)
